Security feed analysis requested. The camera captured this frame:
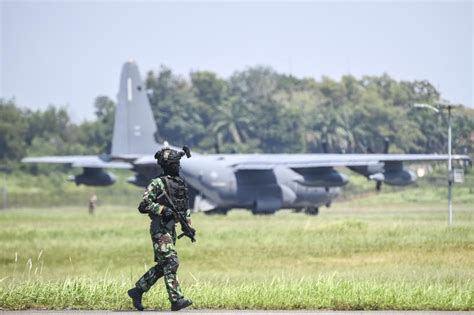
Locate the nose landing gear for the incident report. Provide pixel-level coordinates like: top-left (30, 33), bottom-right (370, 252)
top-left (304, 207), bottom-right (319, 216)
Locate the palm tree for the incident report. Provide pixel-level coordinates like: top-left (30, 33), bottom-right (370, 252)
top-left (308, 107), bottom-right (355, 153)
top-left (211, 97), bottom-right (252, 151)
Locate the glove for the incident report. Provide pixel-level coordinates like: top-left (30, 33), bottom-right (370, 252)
top-left (161, 208), bottom-right (175, 223)
top-left (138, 200), bottom-right (149, 214)
top-left (183, 226), bottom-right (196, 237)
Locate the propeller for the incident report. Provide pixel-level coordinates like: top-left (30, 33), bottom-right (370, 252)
top-left (376, 181), bottom-right (382, 192)
top-left (383, 137), bottom-right (390, 154)
top-left (367, 138), bottom-right (390, 191)
top-left (322, 140), bottom-right (329, 153)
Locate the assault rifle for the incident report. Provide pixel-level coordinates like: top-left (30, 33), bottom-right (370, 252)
top-left (156, 191), bottom-right (196, 243)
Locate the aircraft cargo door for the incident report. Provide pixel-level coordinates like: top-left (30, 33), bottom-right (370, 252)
top-left (254, 185), bottom-right (282, 214)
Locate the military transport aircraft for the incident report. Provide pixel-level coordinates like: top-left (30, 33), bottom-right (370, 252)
top-left (22, 61), bottom-right (470, 215)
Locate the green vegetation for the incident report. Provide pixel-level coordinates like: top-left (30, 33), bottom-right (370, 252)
top-left (1, 169), bottom-right (142, 208)
top-left (0, 198), bottom-right (472, 310)
top-left (1, 68), bottom-right (473, 169)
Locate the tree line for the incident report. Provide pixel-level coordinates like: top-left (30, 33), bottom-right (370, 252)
top-left (1, 65), bottom-right (473, 169)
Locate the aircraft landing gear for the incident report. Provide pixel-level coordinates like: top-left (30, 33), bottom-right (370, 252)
top-left (204, 207), bottom-right (229, 215)
top-left (251, 209), bottom-right (275, 215)
top-left (304, 207), bottom-right (319, 216)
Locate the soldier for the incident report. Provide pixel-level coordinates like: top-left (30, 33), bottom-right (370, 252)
top-left (88, 193), bottom-right (97, 215)
top-left (128, 146), bottom-right (195, 311)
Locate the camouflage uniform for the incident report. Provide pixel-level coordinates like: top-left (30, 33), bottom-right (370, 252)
top-left (135, 176), bottom-right (191, 303)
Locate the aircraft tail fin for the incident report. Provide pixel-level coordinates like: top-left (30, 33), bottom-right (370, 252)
top-left (111, 61), bottom-right (158, 157)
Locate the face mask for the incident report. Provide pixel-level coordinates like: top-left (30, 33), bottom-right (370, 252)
top-left (163, 163), bottom-right (180, 176)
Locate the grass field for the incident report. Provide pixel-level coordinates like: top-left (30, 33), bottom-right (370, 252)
top-left (0, 189), bottom-right (473, 310)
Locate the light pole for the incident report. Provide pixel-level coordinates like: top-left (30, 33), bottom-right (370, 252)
top-left (414, 100), bottom-right (456, 225)
top-left (2, 173), bottom-right (6, 210)
top-left (0, 166), bottom-right (10, 210)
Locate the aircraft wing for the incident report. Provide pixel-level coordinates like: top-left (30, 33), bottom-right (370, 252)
top-left (230, 154), bottom-right (471, 170)
top-left (22, 156), bottom-right (132, 169)
top-left (129, 153), bottom-right (471, 170)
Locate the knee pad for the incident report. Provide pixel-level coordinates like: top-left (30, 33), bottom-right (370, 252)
top-left (164, 255), bottom-right (179, 274)
top-left (152, 264), bottom-right (165, 277)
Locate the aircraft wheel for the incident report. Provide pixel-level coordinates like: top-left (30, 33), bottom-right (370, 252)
top-left (251, 208), bottom-right (276, 215)
top-left (204, 208), bottom-right (228, 215)
top-left (304, 207), bottom-right (319, 216)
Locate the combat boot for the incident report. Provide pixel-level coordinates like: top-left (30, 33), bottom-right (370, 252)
top-left (127, 287), bottom-right (144, 311)
top-left (171, 298), bottom-right (192, 311)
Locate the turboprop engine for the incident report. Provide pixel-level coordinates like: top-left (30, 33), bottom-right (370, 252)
top-left (369, 169), bottom-right (417, 186)
top-left (293, 167), bottom-right (349, 187)
top-left (68, 168), bottom-right (116, 186)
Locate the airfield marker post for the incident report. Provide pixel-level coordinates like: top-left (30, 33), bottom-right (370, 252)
top-left (447, 105), bottom-right (452, 225)
top-left (414, 101), bottom-right (459, 225)
top-left (2, 172), bottom-right (7, 210)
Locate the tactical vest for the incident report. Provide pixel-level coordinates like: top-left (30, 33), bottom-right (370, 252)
top-left (162, 175), bottom-right (188, 213)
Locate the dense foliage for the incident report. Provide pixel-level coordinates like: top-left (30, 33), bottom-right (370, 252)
top-left (1, 66), bottom-right (473, 169)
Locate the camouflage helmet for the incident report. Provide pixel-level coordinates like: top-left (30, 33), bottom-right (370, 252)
top-left (154, 145), bottom-right (191, 167)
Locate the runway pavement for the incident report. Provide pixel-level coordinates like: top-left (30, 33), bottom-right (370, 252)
top-left (1, 311), bottom-right (472, 314)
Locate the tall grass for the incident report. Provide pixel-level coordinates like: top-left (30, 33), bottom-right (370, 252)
top-left (0, 201), bottom-right (472, 310)
top-left (1, 276), bottom-right (471, 310)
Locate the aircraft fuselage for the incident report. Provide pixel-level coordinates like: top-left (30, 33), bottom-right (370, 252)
top-left (180, 155), bottom-right (343, 213)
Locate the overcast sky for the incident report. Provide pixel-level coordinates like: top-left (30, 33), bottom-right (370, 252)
top-left (1, 1), bottom-right (473, 122)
